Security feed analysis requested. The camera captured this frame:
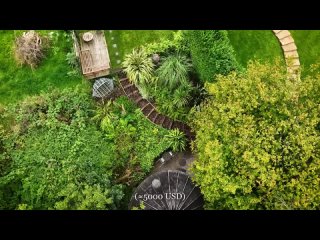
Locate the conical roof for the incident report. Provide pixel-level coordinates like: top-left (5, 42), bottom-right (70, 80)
top-left (129, 170), bottom-right (204, 210)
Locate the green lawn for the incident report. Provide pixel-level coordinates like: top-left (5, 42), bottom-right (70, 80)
top-left (290, 30), bottom-right (320, 76)
top-left (0, 30), bottom-right (85, 105)
top-left (228, 30), bottom-right (284, 67)
top-left (104, 30), bottom-right (176, 68)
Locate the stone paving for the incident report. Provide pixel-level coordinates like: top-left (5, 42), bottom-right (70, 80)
top-left (273, 30), bottom-right (300, 77)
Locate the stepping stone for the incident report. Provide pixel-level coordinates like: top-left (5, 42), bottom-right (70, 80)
top-left (276, 30), bottom-right (290, 40)
top-left (117, 60), bottom-right (121, 64)
top-left (111, 37), bottom-right (114, 40)
top-left (284, 50), bottom-right (299, 58)
top-left (286, 57), bottom-right (300, 67)
top-left (112, 44), bottom-right (117, 48)
top-left (282, 43), bottom-right (297, 51)
top-left (280, 36), bottom-right (294, 45)
top-left (109, 30), bottom-right (113, 33)
top-left (287, 66), bottom-right (300, 75)
top-left (273, 30), bottom-right (282, 34)
top-left (115, 52), bottom-right (119, 56)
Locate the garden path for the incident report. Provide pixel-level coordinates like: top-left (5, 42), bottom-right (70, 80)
top-left (118, 74), bottom-right (195, 141)
top-left (273, 30), bottom-right (300, 78)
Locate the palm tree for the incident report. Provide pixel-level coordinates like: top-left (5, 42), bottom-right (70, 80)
top-left (156, 54), bottom-right (192, 90)
top-left (122, 48), bottom-right (154, 86)
top-left (165, 129), bottom-right (186, 152)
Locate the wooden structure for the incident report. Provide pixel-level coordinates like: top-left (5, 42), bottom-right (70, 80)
top-left (78, 31), bottom-right (110, 79)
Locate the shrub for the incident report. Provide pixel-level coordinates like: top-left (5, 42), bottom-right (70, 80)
top-left (190, 61), bottom-right (320, 209)
top-left (185, 30), bottom-right (240, 83)
top-left (144, 30), bottom-right (189, 56)
top-left (0, 88), bottom-right (124, 210)
top-left (152, 81), bottom-right (194, 121)
top-left (14, 30), bottom-right (48, 68)
top-left (165, 128), bottom-right (187, 152)
top-left (122, 48), bottom-right (154, 86)
top-left (98, 97), bottom-right (172, 183)
top-left (66, 51), bottom-right (81, 77)
top-left (156, 54), bottom-right (192, 90)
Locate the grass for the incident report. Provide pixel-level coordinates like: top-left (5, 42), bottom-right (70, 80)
top-left (228, 30), bottom-right (284, 67)
top-left (0, 30), bottom-right (85, 105)
top-left (290, 30), bottom-right (320, 76)
top-left (104, 30), bottom-right (176, 68)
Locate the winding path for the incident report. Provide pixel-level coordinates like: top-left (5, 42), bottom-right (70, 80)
top-left (118, 75), bottom-right (195, 141)
top-left (117, 31), bottom-right (300, 141)
top-left (273, 30), bottom-right (300, 77)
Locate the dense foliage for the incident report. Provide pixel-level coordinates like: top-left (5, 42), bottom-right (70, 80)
top-left (97, 96), bottom-right (172, 182)
top-left (143, 30), bottom-right (189, 56)
top-left (190, 61), bottom-right (320, 209)
top-left (0, 88), bottom-right (125, 209)
top-left (156, 54), bottom-right (192, 89)
top-left (0, 86), bottom-right (178, 209)
top-left (185, 30), bottom-right (240, 83)
top-left (122, 48), bottom-right (154, 86)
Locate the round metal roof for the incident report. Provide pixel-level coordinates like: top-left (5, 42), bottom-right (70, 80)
top-left (129, 170), bottom-right (204, 210)
top-left (92, 77), bottom-right (114, 98)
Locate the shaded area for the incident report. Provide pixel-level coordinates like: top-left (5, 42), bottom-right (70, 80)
top-left (152, 150), bottom-right (195, 175)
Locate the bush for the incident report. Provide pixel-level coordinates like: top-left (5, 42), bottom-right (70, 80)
top-left (97, 96), bottom-right (172, 183)
top-left (66, 51), bottom-right (81, 77)
top-left (185, 30), bottom-right (240, 83)
top-left (14, 30), bottom-right (48, 68)
top-left (144, 30), bottom-right (189, 56)
top-left (190, 61), bottom-right (320, 209)
top-left (156, 54), bottom-right (192, 90)
top-left (165, 129), bottom-right (187, 152)
top-left (151, 82), bottom-right (194, 121)
top-left (0, 88), bottom-right (124, 210)
top-left (122, 48), bottom-right (155, 86)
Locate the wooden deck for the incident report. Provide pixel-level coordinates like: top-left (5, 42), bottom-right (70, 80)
top-left (79, 31), bottom-right (110, 79)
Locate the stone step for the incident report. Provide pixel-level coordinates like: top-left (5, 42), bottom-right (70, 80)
top-left (276, 30), bottom-right (290, 40)
top-left (134, 96), bottom-right (143, 103)
top-left (286, 57), bottom-right (300, 66)
top-left (147, 108), bottom-right (155, 118)
top-left (284, 50), bottom-right (299, 58)
top-left (148, 111), bottom-right (158, 122)
top-left (273, 30), bottom-right (282, 34)
top-left (282, 43), bottom-right (297, 52)
top-left (280, 35), bottom-right (294, 46)
top-left (127, 90), bottom-right (139, 97)
top-left (287, 65), bottom-right (300, 73)
top-left (160, 115), bottom-right (166, 125)
top-left (123, 84), bottom-right (134, 90)
top-left (141, 102), bottom-right (151, 111)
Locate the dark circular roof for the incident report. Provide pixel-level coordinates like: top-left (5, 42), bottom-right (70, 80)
top-left (129, 170), bottom-right (204, 210)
